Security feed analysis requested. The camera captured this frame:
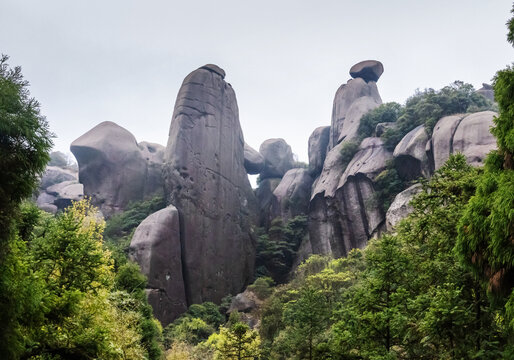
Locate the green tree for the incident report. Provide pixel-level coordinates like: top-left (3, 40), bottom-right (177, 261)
top-left (214, 320), bottom-right (260, 360)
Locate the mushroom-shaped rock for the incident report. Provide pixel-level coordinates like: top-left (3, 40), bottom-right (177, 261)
top-left (244, 143), bottom-right (265, 174)
top-left (71, 121), bottom-right (164, 217)
top-left (259, 138), bottom-right (294, 179)
top-left (164, 64), bottom-right (257, 305)
top-left (350, 60), bottom-right (384, 82)
top-left (452, 111), bottom-right (497, 167)
top-left (393, 125), bottom-right (430, 180)
top-left (272, 169), bottom-right (313, 221)
top-left (308, 126), bottom-right (330, 176)
top-left (129, 206), bottom-right (187, 326)
top-left (330, 77), bottom-right (382, 148)
top-left (386, 184), bottom-right (422, 231)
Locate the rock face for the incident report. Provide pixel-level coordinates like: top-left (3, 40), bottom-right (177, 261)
top-left (429, 111), bottom-right (497, 170)
top-left (71, 121), bottom-right (164, 217)
top-left (385, 184), bottom-right (422, 231)
top-left (272, 169), bottom-right (313, 222)
top-left (244, 143), bottom-right (265, 174)
top-left (259, 138), bottom-right (294, 179)
top-left (329, 77), bottom-right (382, 148)
top-left (39, 166), bottom-right (77, 190)
top-left (129, 206), bottom-right (187, 326)
top-left (476, 83), bottom-right (495, 102)
top-left (349, 60), bottom-right (384, 82)
top-left (37, 165), bottom-right (83, 214)
top-left (255, 178), bottom-right (282, 228)
top-left (308, 126), bottom-right (330, 176)
top-left (309, 138), bottom-right (391, 257)
top-left (393, 125), bottom-right (430, 180)
top-left (163, 65), bottom-right (256, 306)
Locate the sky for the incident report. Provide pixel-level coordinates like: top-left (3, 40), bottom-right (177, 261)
top-left (1, 0), bottom-right (513, 168)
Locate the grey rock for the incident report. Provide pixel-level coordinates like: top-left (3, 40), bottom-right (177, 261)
top-left (39, 204), bottom-right (58, 214)
top-left (200, 64), bottom-right (226, 79)
top-left (476, 83), bottom-right (495, 102)
top-left (349, 60), bottom-right (384, 82)
top-left (329, 77), bottom-right (382, 148)
top-left (308, 126), bottom-right (330, 176)
top-left (129, 206), bottom-right (187, 326)
top-left (386, 184), bottom-right (422, 231)
top-left (272, 169), bottom-right (313, 222)
top-left (46, 181), bottom-right (84, 210)
top-left (375, 122), bottom-right (397, 137)
top-left (39, 166), bottom-right (77, 190)
top-left (227, 289), bottom-right (261, 314)
top-left (393, 125), bottom-right (430, 180)
top-left (164, 64), bottom-right (256, 305)
top-left (259, 138), bottom-right (294, 179)
top-left (244, 143), bottom-right (265, 174)
top-left (309, 138), bottom-right (391, 258)
top-left (70, 121), bottom-right (164, 217)
top-left (36, 192), bottom-right (57, 207)
top-left (452, 111), bottom-right (497, 167)
top-left (255, 177), bottom-right (282, 228)
top-left (429, 111), bottom-right (497, 170)
top-left (430, 114), bottom-right (466, 170)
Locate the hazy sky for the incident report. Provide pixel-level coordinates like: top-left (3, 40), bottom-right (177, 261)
top-left (1, 0), bottom-right (513, 165)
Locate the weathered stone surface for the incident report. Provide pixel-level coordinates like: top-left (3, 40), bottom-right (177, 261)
top-left (71, 122), bottom-right (164, 217)
top-left (452, 111), bottom-right (497, 167)
top-left (476, 83), bottom-right (495, 102)
top-left (39, 166), bottom-right (77, 189)
top-left (228, 289), bottom-right (261, 314)
top-left (309, 138), bottom-right (391, 258)
top-left (259, 138), bottom-right (294, 179)
top-left (255, 177), bottom-right (282, 228)
top-left (375, 122), bottom-right (397, 137)
top-left (386, 184), bottom-right (422, 231)
top-left (430, 114), bottom-right (466, 170)
top-left (272, 169), bottom-right (313, 222)
top-left (429, 111), bottom-right (497, 170)
top-left (349, 60), bottom-right (384, 82)
top-left (329, 77), bottom-right (382, 148)
top-left (129, 206), bottom-right (187, 326)
top-left (244, 143), bottom-right (265, 174)
top-left (43, 180), bottom-right (84, 210)
top-left (163, 65), bottom-right (256, 306)
top-left (308, 126), bottom-right (330, 176)
top-left (393, 125), bottom-right (430, 180)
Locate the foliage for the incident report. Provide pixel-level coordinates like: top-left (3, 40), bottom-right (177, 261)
top-left (255, 215), bottom-right (308, 283)
top-left (456, 11), bottom-right (514, 343)
top-left (213, 319), bottom-right (261, 360)
top-left (339, 140), bottom-right (359, 170)
top-left (247, 276), bottom-right (275, 300)
top-left (357, 102), bottom-right (403, 140)
top-left (371, 163), bottom-right (406, 213)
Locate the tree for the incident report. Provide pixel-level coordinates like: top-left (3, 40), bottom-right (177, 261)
top-left (214, 319), bottom-right (260, 360)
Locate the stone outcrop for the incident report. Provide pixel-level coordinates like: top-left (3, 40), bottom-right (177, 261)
top-left (428, 111), bottom-right (497, 170)
top-left (70, 121), bottom-right (164, 217)
top-left (39, 166), bottom-right (77, 190)
top-left (255, 178), bottom-right (282, 229)
top-left (349, 60), bottom-right (384, 82)
top-left (37, 165), bottom-right (83, 214)
top-left (309, 138), bottom-right (391, 257)
top-left (385, 184), bottom-right (422, 231)
top-left (244, 143), bottom-right (265, 174)
top-left (272, 168), bottom-right (313, 222)
top-left (259, 138), bottom-right (294, 179)
top-left (329, 77), bottom-right (382, 148)
top-left (393, 125), bottom-right (430, 180)
top-left (163, 64), bottom-right (256, 306)
top-left (476, 83), bottom-right (494, 102)
top-left (308, 126), bottom-right (330, 176)
top-left (129, 206), bottom-right (187, 326)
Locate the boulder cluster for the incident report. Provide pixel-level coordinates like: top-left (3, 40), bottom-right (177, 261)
top-left (37, 60), bottom-right (497, 326)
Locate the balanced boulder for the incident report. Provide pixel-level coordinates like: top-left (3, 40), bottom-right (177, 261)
top-left (259, 138), bottom-right (294, 179)
top-left (244, 143), bottom-right (265, 174)
top-left (349, 60), bottom-right (384, 82)
top-left (308, 126), bottom-right (330, 176)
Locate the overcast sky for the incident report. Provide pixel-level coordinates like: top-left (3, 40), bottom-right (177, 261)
top-left (1, 0), bottom-right (513, 166)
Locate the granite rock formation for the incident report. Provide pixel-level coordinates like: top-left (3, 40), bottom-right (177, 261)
top-left (308, 126), bottom-right (330, 176)
top-left (71, 121), bottom-right (165, 217)
top-left (259, 138), bottom-right (294, 179)
top-left (36, 164), bottom-right (83, 214)
top-left (129, 206), bottom-right (187, 326)
top-left (244, 143), bottom-right (265, 174)
top-left (163, 64), bottom-right (257, 306)
top-left (476, 83), bottom-right (495, 102)
top-left (393, 125), bottom-right (430, 180)
top-left (385, 184), bottom-right (422, 231)
top-left (272, 168), bottom-right (313, 222)
top-left (255, 177), bottom-right (282, 229)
